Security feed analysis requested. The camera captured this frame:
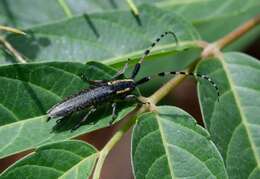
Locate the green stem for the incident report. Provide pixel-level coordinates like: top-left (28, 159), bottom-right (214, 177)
top-left (126, 0), bottom-right (139, 16)
top-left (201, 14), bottom-right (260, 58)
top-left (91, 14), bottom-right (260, 179)
top-left (92, 106), bottom-right (145, 179)
top-left (58, 0), bottom-right (73, 18)
top-left (0, 36), bottom-right (27, 63)
top-left (0, 25), bottom-right (26, 35)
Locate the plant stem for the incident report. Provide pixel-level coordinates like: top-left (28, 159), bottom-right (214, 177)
top-left (216, 14), bottom-right (260, 49)
top-left (92, 14), bottom-right (260, 179)
top-left (0, 25), bottom-right (26, 35)
top-left (92, 106), bottom-right (146, 179)
top-left (201, 14), bottom-right (260, 58)
top-left (93, 60), bottom-right (198, 179)
top-left (126, 0), bottom-right (139, 16)
top-left (0, 36), bottom-right (27, 63)
top-left (58, 0), bottom-right (73, 18)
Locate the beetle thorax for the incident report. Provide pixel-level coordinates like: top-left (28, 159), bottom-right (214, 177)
top-left (108, 79), bottom-right (135, 95)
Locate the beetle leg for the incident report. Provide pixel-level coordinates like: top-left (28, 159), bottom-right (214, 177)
top-left (124, 94), bottom-right (137, 101)
top-left (56, 113), bottom-right (72, 124)
top-left (56, 118), bottom-right (64, 124)
top-left (110, 102), bottom-right (117, 124)
top-left (124, 94), bottom-right (141, 103)
top-left (71, 106), bottom-right (96, 132)
top-left (80, 74), bottom-right (106, 86)
top-left (112, 59), bottom-right (130, 79)
top-left (47, 116), bottom-right (51, 122)
top-left (124, 95), bottom-right (150, 105)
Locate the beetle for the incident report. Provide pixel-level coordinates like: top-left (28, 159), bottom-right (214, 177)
top-left (47, 31), bottom-right (220, 131)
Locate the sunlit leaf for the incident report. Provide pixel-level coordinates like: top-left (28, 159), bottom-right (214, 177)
top-left (197, 52), bottom-right (260, 178)
top-left (132, 106), bottom-right (228, 179)
top-left (2, 5), bottom-right (199, 66)
top-left (0, 61), bottom-right (134, 159)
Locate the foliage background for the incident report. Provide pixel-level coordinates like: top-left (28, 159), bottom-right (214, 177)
top-left (0, 0), bottom-right (259, 178)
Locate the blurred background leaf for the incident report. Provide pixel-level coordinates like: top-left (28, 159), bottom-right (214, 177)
top-left (0, 6), bottom-right (199, 66)
top-left (0, 0), bottom-right (259, 50)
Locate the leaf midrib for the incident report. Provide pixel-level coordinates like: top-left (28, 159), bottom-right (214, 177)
top-left (220, 57), bottom-right (260, 167)
top-left (156, 115), bottom-right (176, 179)
top-left (104, 41), bottom-right (197, 65)
top-left (156, 0), bottom-right (208, 7)
top-left (58, 153), bottom-right (97, 179)
top-left (0, 103), bottom-right (19, 121)
top-left (157, 116), bottom-right (217, 177)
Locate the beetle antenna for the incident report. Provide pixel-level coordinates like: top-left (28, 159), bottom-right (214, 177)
top-left (131, 31), bottom-right (178, 79)
top-left (135, 71), bottom-right (220, 101)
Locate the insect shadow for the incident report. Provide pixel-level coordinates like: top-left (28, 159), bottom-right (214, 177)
top-left (47, 31), bottom-right (220, 132)
top-left (4, 31), bottom-right (51, 62)
top-left (51, 102), bottom-right (131, 133)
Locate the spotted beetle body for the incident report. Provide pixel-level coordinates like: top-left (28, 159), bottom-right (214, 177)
top-left (47, 31), bottom-right (219, 131)
top-left (47, 79), bottom-right (136, 119)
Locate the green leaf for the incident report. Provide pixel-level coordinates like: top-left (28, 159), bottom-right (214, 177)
top-left (156, 0), bottom-right (260, 42)
top-left (132, 106), bottom-right (228, 179)
top-left (1, 0), bottom-right (258, 51)
top-left (0, 140), bottom-right (97, 179)
top-left (0, 0), bottom-right (129, 28)
top-left (197, 52), bottom-right (260, 178)
top-left (0, 0), bottom-right (66, 28)
top-left (2, 5), bottom-right (199, 66)
top-left (0, 61), bottom-right (134, 159)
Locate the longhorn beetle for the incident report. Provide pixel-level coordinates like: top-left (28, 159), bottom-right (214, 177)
top-left (47, 31), bottom-right (220, 131)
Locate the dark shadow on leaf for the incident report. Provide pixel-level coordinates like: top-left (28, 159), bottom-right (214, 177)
top-left (108, 0), bottom-right (118, 9)
top-left (131, 10), bottom-right (142, 26)
top-left (0, 47), bottom-right (18, 64)
top-left (51, 102), bottom-right (133, 133)
top-left (1, 0), bottom-right (16, 26)
top-left (12, 64), bottom-right (47, 116)
top-left (83, 14), bottom-right (100, 38)
top-left (5, 31), bottom-right (51, 61)
top-left (51, 104), bottom-right (112, 133)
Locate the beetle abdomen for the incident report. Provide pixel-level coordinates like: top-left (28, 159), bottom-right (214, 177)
top-left (47, 86), bottom-right (114, 118)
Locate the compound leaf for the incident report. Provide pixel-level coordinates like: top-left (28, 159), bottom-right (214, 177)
top-left (1, 0), bottom-right (258, 51)
top-left (156, 0), bottom-right (260, 47)
top-left (0, 61), bottom-right (134, 159)
top-left (0, 140), bottom-right (97, 179)
top-left (1, 5), bottom-right (199, 68)
top-left (132, 106), bottom-right (228, 179)
top-left (197, 52), bottom-right (260, 178)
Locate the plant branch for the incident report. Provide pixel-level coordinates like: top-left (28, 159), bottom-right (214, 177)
top-left (93, 105), bottom-right (147, 179)
top-left (92, 14), bottom-right (260, 179)
top-left (201, 14), bottom-right (260, 58)
top-left (58, 0), bottom-right (73, 18)
top-left (216, 14), bottom-right (260, 49)
top-left (0, 36), bottom-right (27, 63)
top-left (92, 60), bottom-right (198, 179)
top-left (0, 25), bottom-right (26, 35)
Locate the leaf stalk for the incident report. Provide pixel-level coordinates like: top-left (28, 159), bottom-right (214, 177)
top-left (91, 14), bottom-right (260, 179)
top-left (126, 0), bottom-right (139, 16)
top-left (201, 14), bottom-right (260, 58)
top-left (0, 36), bottom-right (27, 63)
top-left (58, 0), bottom-right (73, 18)
top-left (0, 25), bottom-right (26, 35)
